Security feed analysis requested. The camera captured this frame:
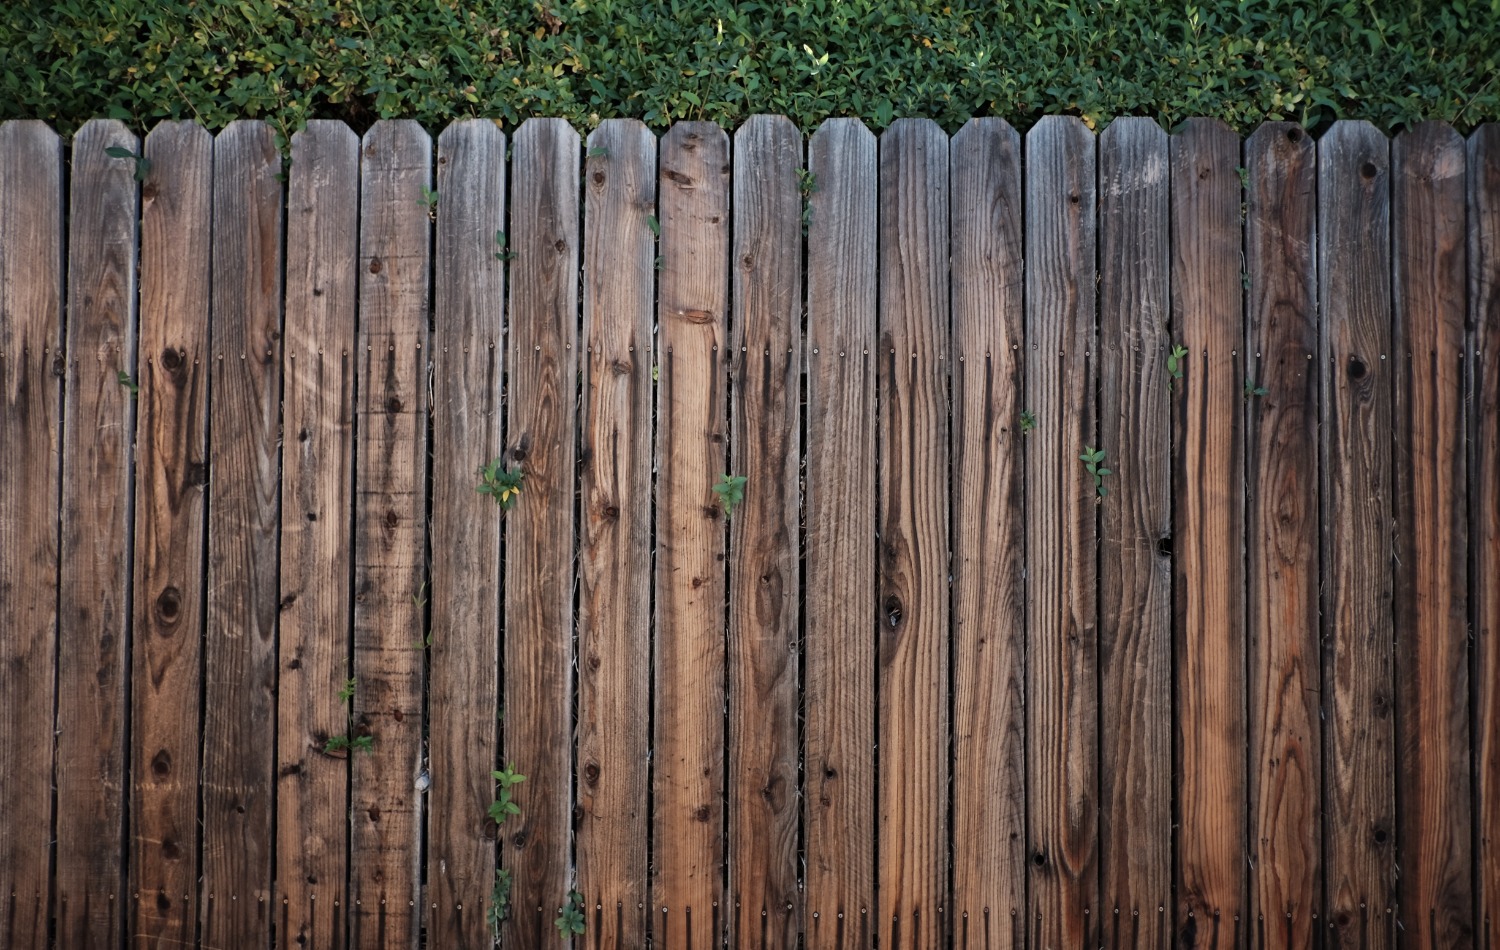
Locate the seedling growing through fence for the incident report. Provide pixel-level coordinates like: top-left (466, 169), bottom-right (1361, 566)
top-left (488, 869), bottom-right (514, 941)
top-left (713, 474), bottom-right (747, 517)
top-left (1244, 377), bottom-right (1268, 399)
top-left (1079, 446), bottom-right (1111, 498)
top-left (105, 145), bottom-right (151, 181)
top-left (324, 733), bottom-right (373, 755)
top-left (419, 184), bottom-right (439, 214)
top-left (798, 168), bottom-right (818, 232)
top-left (494, 230), bottom-right (515, 261)
top-left (338, 677), bottom-right (356, 704)
top-left (1166, 344), bottom-right (1188, 390)
top-left (476, 458), bottom-right (525, 509)
top-left (646, 214), bottom-right (660, 237)
top-left (488, 763), bottom-right (526, 825)
top-left (117, 371), bottom-right (139, 397)
top-left (555, 889), bottom-right (586, 938)
top-left (1019, 409), bottom-right (1036, 434)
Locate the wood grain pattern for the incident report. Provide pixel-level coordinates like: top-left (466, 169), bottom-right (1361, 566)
top-left (876, 118), bottom-right (950, 950)
top-left (1469, 122), bottom-right (1500, 950)
top-left (0, 119), bottom-right (63, 950)
top-left (1097, 115), bottom-right (1171, 948)
top-left (1318, 120), bottom-right (1396, 950)
top-left (1244, 122), bottom-right (1321, 946)
top-left (426, 118), bottom-right (505, 950)
top-left (1170, 117), bottom-right (1245, 948)
top-left (653, 121), bottom-right (731, 950)
top-left (277, 119), bottom-right (359, 950)
top-left (1391, 121), bottom-right (1473, 949)
top-left (728, 114), bottom-right (803, 950)
top-left (351, 120), bottom-right (431, 949)
top-left (949, 117), bottom-right (1026, 948)
top-left (201, 120), bottom-right (283, 948)
top-left (503, 117), bottom-right (579, 949)
top-left (803, 118), bottom-right (877, 950)
top-left (55, 118), bottom-right (139, 950)
top-left (578, 117), bottom-right (656, 950)
top-left (1023, 114), bottom-right (1098, 950)
top-left (130, 120), bottom-right (212, 949)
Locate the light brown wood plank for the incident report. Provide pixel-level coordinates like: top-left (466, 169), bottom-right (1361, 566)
top-left (652, 121), bottom-right (730, 950)
top-left (876, 117), bottom-right (949, 950)
top-left (728, 113), bottom-right (803, 950)
top-left (1024, 114), bottom-right (1098, 950)
top-left (1470, 121), bottom-right (1500, 950)
top-left (129, 120), bottom-right (212, 948)
top-left (278, 118), bottom-right (359, 950)
top-left (578, 117), bottom-right (656, 950)
top-left (201, 119), bottom-right (283, 948)
top-left (351, 119), bottom-right (431, 949)
top-left (949, 116), bottom-right (1026, 948)
top-left (503, 117), bottom-right (579, 948)
top-left (1170, 117), bottom-right (1245, 948)
top-left (1097, 115), bottom-right (1171, 948)
top-left (0, 119), bottom-right (63, 950)
top-left (1318, 119), bottom-right (1396, 950)
top-left (55, 118), bottom-right (139, 950)
top-left (1391, 121), bottom-right (1473, 948)
top-left (1243, 122), bottom-right (1321, 946)
top-left (803, 117), bottom-right (877, 950)
top-left (426, 118), bottom-right (505, 950)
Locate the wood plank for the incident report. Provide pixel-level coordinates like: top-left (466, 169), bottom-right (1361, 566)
top-left (54, 118), bottom-right (139, 950)
top-left (1023, 114), bottom-right (1098, 950)
top-left (1170, 117), bottom-right (1246, 947)
top-left (427, 118), bottom-right (505, 950)
top-left (803, 117), bottom-right (877, 950)
top-left (1470, 121), bottom-right (1500, 950)
top-left (727, 113), bottom-right (803, 950)
top-left (129, 120), bottom-right (212, 948)
top-left (351, 119), bottom-right (431, 949)
top-left (1096, 115), bottom-right (1171, 947)
top-left (277, 119), bottom-right (359, 950)
top-left (949, 116), bottom-right (1026, 947)
top-left (503, 117), bottom-right (579, 948)
top-left (201, 119), bottom-right (283, 948)
top-left (1391, 121), bottom-right (1473, 948)
top-left (876, 117), bottom-right (949, 950)
top-left (1243, 121), bottom-right (1321, 946)
top-left (653, 121), bottom-right (730, 950)
top-left (0, 119), bottom-right (63, 950)
top-left (578, 117), bottom-right (656, 950)
top-left (1318, 119), bottom-right (1397, 950)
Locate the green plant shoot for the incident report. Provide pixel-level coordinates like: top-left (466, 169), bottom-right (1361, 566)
top-left (105, 145), bottom-right (151, 182)
top-left (713, 473), bottom-right (747, 517)
top-left (476, 458), bottom-right (524, 509)
top-left (1079, 446), bottom-right (1112, 498)
top-left (555, 889), bottom-right (586, 938)
top-left (1166, 344), bottom-right (1188, 390)
top-left (1019, 409), bottom-right (1036, 434)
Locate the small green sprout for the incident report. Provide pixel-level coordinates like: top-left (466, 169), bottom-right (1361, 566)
top-left (489, 763), bottom-right (527, 825)
top-left (712, 474), bottom-right (747, 517)
top-left (1079, 446), bottom-right (1112, 498)
top-left (117, 371), bottom-right (139, 396)
top-left (555, 889), bottom-right (586, 938)
top-left (1019, 409), bottom-right (1036, 434)
top-left (324, 733), bottom-right (373, 755)
top-left (646, 214), bottom-right (660, 237)
top-left (338, 677), bottom-right (356, 704)
top-left (476, 458), bottom-right (524, 509)
top-left (488, 869), bottom-right (514, 939)
top-left (494, 230), bottom-right (515, 261)
top-left (1245, 378), bottom-right (1268, 398)
top-left (1166, 344), bottom-right (1188, 390)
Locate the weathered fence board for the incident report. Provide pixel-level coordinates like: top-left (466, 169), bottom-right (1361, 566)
top-left (277, 118), bottom-right (359, 949)
top-left (727, 113), bottom-right (803, 950)
top-left (130, 120), bottom-right (212, 948)
top-left (949, 116), bottom-right (1026, 948)
top-left (3, 115), bottom-right (1500, 950)
top-left (0, 119), bottom-right (62, 950)
top-left (1096, 115), bottom-right (1171, 949)
top-left (803, 117), bottom-right (877, 950)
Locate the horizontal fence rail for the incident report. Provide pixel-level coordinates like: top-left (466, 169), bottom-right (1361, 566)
top-left (0, 115), bottom-right (1497, 950)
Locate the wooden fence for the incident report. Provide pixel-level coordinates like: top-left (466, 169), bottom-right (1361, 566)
top-left (0, 114), bottom-right (1496, 950)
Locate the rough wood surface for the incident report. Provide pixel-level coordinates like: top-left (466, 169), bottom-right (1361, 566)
top-left (201, 120), bottom-right (283, 948)
top-left (578, 117), bottom-right (656, 950)
top-left (350, 119), bottom-right (431, 949)
top-left (1470, 121), bottom-right (1500, 950)
top-left (803, 117), bottom-right (877, 950)
top-left (1024, 114), bottom-right (1098, 950)
top-left (129, 120), bottom-right (212, 948)
top-left (277, 119), bottom-right (359, 949)
top-left (1170, 117), bottom-right (1246, 947)
top-left (503, 117), bottom-right (579, 949)
top-left (425, 118), bottom-right (505, 950)
top-left (1244, 121), bottom-right (1321, 946)
top-left (1318, 120), bottom-right (1397, 950)
top-left (727, 113), bottom-right (803, 950)
top-left (876, 117), bottom-right (949, 950)
top-left (1391, 121), bottom-right (1473, 948)
top-left (1096, 115), bottom-right (1171, 948)
top-left (55, 118), bottom-right (139, 950)
top-left (652, 121), bottom-right (731, 950)
top-left (949, 116), bottom-right (1027, 946)
top-left (0, 119), bottom-right (63, 950)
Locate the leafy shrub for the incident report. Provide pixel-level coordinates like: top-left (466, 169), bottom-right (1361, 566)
top-left (1, 0), bottom-right (1495, 141)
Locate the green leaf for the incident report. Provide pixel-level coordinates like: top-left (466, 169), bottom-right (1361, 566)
top-left (712, 473), bottom-right (747, 517)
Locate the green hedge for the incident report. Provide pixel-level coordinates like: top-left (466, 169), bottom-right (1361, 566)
top-left (3, 0), bottom-right (1497, 142)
